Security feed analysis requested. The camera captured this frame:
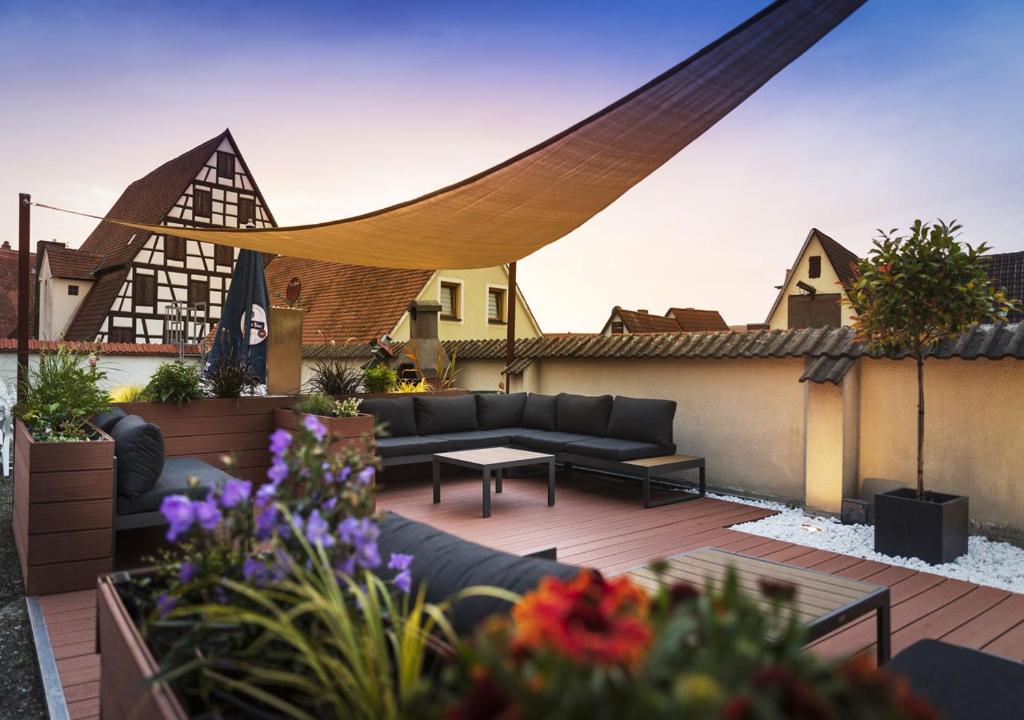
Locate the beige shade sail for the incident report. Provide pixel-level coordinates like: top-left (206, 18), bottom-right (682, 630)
top-left (100, 0), bottom-right (865, 270)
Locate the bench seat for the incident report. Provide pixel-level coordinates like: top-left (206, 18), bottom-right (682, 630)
top-left (117, 457), bottom-right (232, 516)
top-left (564, 437), bottom-right (676, 461)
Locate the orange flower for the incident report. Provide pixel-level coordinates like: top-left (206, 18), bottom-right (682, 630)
top-left (510, 570), bottom-right (652, 667)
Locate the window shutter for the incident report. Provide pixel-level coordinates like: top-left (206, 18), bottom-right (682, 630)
top-left (238, 197), bottom-right (256, 225)
top-left (133, 273), bottom-right (156, 307)
top-left (217, 152), bottom-right (235, 179)
top-left (165, 235), bottom-right (185, 261)
top-left (188, 279), bottom-right (209, 306)
top-left (194, 188), bottom-right (212, 217)
top-left (215, 244), bottom-right (233, 267)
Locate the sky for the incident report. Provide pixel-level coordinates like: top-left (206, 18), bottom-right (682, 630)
top-left (1, 0), bottom-right (1022, 332)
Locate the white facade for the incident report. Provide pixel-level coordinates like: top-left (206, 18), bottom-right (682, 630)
top-left (37, 254), bottom-right (92, 341)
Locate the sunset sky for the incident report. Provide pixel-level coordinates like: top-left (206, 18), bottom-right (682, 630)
top-left (2, 0), bottom-right (1022, 331)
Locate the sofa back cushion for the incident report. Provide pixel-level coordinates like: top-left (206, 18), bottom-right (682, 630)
top-left (112, 414), bottom-right (166, 499)
top-left (556, 393), bottom-right (613, 437)
top-left (359, 397), bottom-right (418, 437)
top-left (475, 392), bottom-right (527, 429)
top-left (414, 394), bottom-right (478, 435)
top-left (607, 396), bottom-right (677, 447)
top-left (521, 393), bottom-right (558, 431)
top-left (92, 407), bottom-right (127, 434)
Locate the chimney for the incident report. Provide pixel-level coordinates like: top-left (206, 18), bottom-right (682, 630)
top-left (1, 241), bottom-right (10, 250)
top-left (396, 300), bottom-right (449, 382)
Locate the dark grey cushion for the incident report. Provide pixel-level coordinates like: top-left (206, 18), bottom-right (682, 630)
top-left (375, 436), bottom-right (450, 458)
top-left (413, 395), bottom-right (478, 435)
top-left (512, 429), bottom-right (596, 453)
top-left (112, 415), bottom-right (165, 499)
top-left (424, 429), bottom-right (514, 451)
top-left (564, 437), bottom-right (675, 461)
top-left (92, 407), bottom-right (127, 434)
top-left (521, 393), bottom-right (558, 431)
top-left (360, 397), bottom-right (418, 437)
top-left (117, 457), bottom-right (230, 515)
top-left (376, 513), bottom-right (579, 635)
top-left (607, 396), bottom-right (677, 447)
top-left (556, 393), bottom-right (613, 436)
top-left (475, 393), bottom-right (527, 429)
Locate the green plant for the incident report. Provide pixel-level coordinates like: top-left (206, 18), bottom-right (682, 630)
top-left (363, 364), bottom-right (397, 393)
top-left (17, 346), bottom-right (109, 441)
top-left (308, 358), bottom-right (363, 395)
top-left (145, 361), bottom-right (203, 405)
top-left (334, 397), bottom-right (362, 417)
top-left (390, 377), bottom-right (430, 394)
top-left (202, 355), bottom-right (260, 399)
top-left (404, 341), bottom-right (459, 391)
top-left (294, 393), bottom-right (335, 416)
top-left (849, 220), bottom-right (1015, 499)
top-left (109, 384), bottom-right (146, 403)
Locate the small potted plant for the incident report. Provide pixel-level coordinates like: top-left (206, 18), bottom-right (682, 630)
top-left (850, 219), bottom-right (1015, 564)
top-left (273, 393), bottom-right (374, 455)
top-left (13, 345), bottom-right (116, 593)
top-left (143, 360), bottom-right (203, 405)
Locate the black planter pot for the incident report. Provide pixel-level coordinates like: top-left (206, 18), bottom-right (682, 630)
top-left (874, 488), bottom-right (968, 565)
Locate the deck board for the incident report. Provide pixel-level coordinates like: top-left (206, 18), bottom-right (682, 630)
top-left (32, 467), bottom-right (1024, 712)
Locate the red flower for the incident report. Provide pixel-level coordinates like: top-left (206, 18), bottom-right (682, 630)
top-left (447, 671), bottom-right (519, 720)
top-left (719, 696), bottom-right (752, 720)
top-left (511, 570), bottom-right (652, 667)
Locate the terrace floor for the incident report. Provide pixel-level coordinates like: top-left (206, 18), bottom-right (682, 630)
top-left (32, 469), bottom-right (1024, 720)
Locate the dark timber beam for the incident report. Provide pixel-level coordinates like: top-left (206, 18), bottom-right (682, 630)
top-left (17, 193), bottom-right (30, 400)
top-left (505, 261), bottom-right (517, 394)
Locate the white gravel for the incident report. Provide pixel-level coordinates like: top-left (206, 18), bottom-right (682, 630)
top-left (709, 493), bottom-right (1024, 594)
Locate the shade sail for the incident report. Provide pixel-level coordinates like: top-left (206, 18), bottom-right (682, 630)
top-left (103, 0), bottom-right (865, 270)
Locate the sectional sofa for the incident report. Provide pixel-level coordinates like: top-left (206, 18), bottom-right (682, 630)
top-left (361, 391), bottom-right (678, 470)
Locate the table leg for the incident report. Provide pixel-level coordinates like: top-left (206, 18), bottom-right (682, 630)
top-left (643, 469), bottom-right (652, 508)
top-left (432, 458), bottom-right (441, 503)
top-left (698, 462), bottom-right (706, 497)
top-left (496, 468), bottom-right (503, 494)
top-left (482, 470), bottom-right (491, 518)
top-left (548, 458), bottom-right (555, 506)
top-left (876, 598), bottom-right (891, 665)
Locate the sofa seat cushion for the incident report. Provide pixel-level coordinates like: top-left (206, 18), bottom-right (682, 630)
top-left (607, 396), bottom-right (677, 447)
top-left (563, 437), bottom-right (676, 461)
top-left (414, 394), bottom-right (478, 435)
top-left (475, 392), bottom-right (527, 429)
top-left (424, 429), bottom-right (514, 451)
top-left (511, 429), bottom-right (597, 453)
top-left (112, 414), bottom-right (165, 499)
top-left (117, 457), bottom-right (231, 515)
top-left (376, 513), bottom-right (579, 635)
top-left (375, 436), bottom-right (450, 458)
top-left (521, 393), bottom-right (558, 431)
top-left (556, 393), bottom-right (613, 436)
top-left (360, 397), bottom-right (418, 438)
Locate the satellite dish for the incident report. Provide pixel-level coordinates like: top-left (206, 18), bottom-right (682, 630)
top-left (286, 276), bottom-right (301, 305)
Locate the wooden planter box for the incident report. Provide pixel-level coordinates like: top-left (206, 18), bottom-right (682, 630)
top-left (272, 408), bottom-right (375, 455)
top-left (98, 572), bottom-right (187, 720)
top-left (13, 418), bottom-right (115, 595)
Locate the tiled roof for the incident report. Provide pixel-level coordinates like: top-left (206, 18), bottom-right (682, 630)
top-left (815, 229), bottom-right (860, 290)
top-left (45, 245), bottom-right (104, 280)
top-left (666, 308), bottom-right (730, 332)
top-left (612, 308), bottom-right (681, 333)
top-left (0, 338), bottom-right (199, 355)
top-left (63, 268), bottom-right (130, 341)
top-left (985, 251), bottom-right (1024, 322)
top-left (0, 245), bottom-right (35, 338)
top-left (266, 256), bottom-right (432, 344)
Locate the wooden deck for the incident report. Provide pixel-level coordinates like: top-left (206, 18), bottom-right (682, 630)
top-left (33, 469), bottom-right (1024, 718)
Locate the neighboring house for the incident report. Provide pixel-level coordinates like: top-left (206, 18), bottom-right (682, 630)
top-left (600, 306), bottom-right (728, 335)
top-left (263, 258), bottom-right (543, 344)
top-left (46, 129), bottom-right (276, 343)
top-left (0, 241), bottom-right (35, 338)
top-left (767, 228), bottom-right (1024, 330)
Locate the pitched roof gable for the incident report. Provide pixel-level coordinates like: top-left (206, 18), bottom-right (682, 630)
top-left (603, 306), bottom-right (680, 333)
top-left (764, 228), bottom-right (859, 325)
top-left (666, 307), bottom-right (729, 331)
top-left (45, 246), bottom-right (104, 280)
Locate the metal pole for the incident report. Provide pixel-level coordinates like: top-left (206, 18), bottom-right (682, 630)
top-left (17, 193), bottom-right (31, 401)
top-left (505, 261), bottom-right (517, 394)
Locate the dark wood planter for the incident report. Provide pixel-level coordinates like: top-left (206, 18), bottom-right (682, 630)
top-left (272, 408), bottom-right (375, 455)
top-left (97, 572), bottom-right (187, 720)
top-left (874, 488), bottom-right (969, 565)
top-left (13, 418), bottom-right (115, 595)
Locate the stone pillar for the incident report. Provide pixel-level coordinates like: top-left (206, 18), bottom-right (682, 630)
top-left (804, 362), bottom-right (860, 513)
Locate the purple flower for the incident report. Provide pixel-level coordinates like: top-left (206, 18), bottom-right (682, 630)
top-left (267, 457), bottom-right (289, 484)
top-left (303, 413), bottom-right (327, 441)
top-left (156, 593), bottom-right (176, 617)
top-left (269, 428), bottom-right (292, 456)
top-left (305, 509), bottom-right (335, 547)
top-left (160, 495), bottom-right (195, 542)
top-left (394, 570), bottom-right (412, 594)
top-left (338, 466), bottom-right (352, 484)
top-left (220, 479), bottom-right (252, 508)
top-left (322, 497), bottom-right (338, 511)
top-left (178, 561), bottom-right (196, 583)
top-left (255, 504), bottom-right (279, 541)
top-left (192, 497), bottom-right (222, 531)
top-left (339, 516), bottom-right (381, 569)
top-left (335, 556), bottom-right (356, 578)
top-left (243, 557), bottom-right (285, 585)
top-left (256, 482), bottom-right (277, 507)
top-left (388, 553), bottom-right (413, 572)
top-left (356, 466), bottom-right (375, 486)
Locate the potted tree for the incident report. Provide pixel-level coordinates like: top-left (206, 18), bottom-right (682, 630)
top-left (851, 220), bottom-right (1015, 564)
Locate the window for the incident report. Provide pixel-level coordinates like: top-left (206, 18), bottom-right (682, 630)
top-left (808, 255), bottom-right (822, 279)
top-left (194, 188), bottom-right (212, 217)
top-left (67, 285), bottom-right (79, 296)
top-left (439, 281), bottom-right (460, 320)
top-left (165, 235), bottom-right (185, 261)
top-left (217, 151), bottom-right (235, 179)
top-left (108, 326), bottom-right (135, 343)
top-left (487, 287), bottom-right (506, 323)
top-left (188, 278), bottom-right (209, 306)
top-left (215, 244), bottom-right (233, 267)
top-left (610, 321), bottom-right (625, 334)
top-left (133, 273), bottom-right (156, 307)
top-left (238, 197), bottom-right (256, 226)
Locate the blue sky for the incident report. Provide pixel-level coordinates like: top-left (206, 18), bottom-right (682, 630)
top-left (1, 0), bottom-right (1022, 330)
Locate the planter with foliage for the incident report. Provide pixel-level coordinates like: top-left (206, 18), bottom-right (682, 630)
top-left (273, 394), bottom-right (375, 458)
top-left (850, 220), bottom-right (1015, 564)
top-left (13, 346), bottom-right (116, 594)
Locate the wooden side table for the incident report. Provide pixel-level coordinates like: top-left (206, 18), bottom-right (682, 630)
top-left (623, 454), bottom-right (705, 508)
top-left (628, 547), bottom-right (891, 664)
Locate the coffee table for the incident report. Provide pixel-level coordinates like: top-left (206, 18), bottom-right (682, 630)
top-left (627, 547), bottom-right (891, 664)
top-left (432, 447), bottom-right (555, 518)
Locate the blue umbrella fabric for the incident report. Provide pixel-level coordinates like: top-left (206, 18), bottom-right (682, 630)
top-left (205, 249), bottom-right (270, 382)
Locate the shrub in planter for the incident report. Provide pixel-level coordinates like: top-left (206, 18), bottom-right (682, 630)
top-left (17, 345), bottom-right (109, 441)
top-left (145, 361), bottom-right (203, 404)
top-left (109, 383), bottom-right (147, 403)
top-left (363, 364), bottom-right (398, 393)
top-left (308, 358), bottom-right (363, 395)
top-left (201, 353), bottom-right (260, 398)
top-left (274, 394), bottom-right (374, 457)
top-left (850, 219), bottom-right (1016, 563)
